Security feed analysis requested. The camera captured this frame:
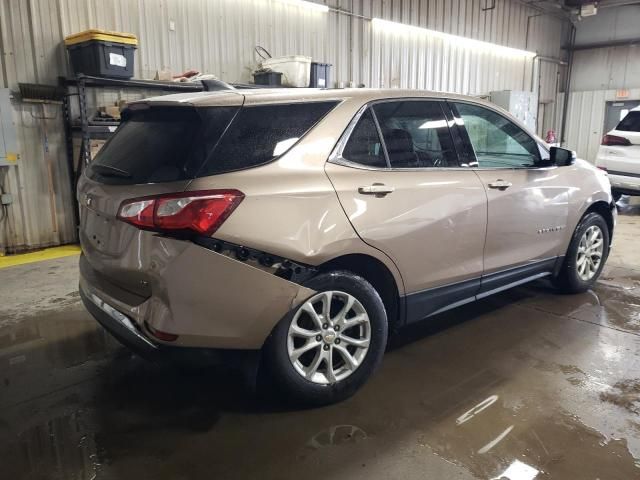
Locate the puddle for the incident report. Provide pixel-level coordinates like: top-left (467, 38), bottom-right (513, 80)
top-left (306, 424), bottom-right (368, 450)
top-left (1, 259), bottom-right (640, 478)
top-left (425, 402), bottom-right (640, 479)
top-left (601, 379), bottom-right (640, 415)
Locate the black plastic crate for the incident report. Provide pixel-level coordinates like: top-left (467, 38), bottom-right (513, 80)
top-left (67, 40), bottom-right (136, 79)
top-left (310, 62), bottom-right (331, 88)
top-left (253, 71), bottom-right (283, 86)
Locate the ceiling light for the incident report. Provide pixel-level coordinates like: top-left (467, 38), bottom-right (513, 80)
top-left (276, 0), bottom-right (329, 12)
top-left (372, 18), bottom-right (536, 58)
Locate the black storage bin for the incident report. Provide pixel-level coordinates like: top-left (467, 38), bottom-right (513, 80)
top-left (253, 71), bottom-right (283, 86)
top-left (65, 30), bottom-right (137, 79)
top-left (310, 62), bottom-right (332, 88)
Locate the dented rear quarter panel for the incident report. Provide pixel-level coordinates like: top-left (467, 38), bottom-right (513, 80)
top-left (80, 231), bottom-right (316, 349)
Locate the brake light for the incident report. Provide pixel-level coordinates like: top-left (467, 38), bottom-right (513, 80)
top-left (601, 134), bottom-right (631, 146)
top-left (117, 190), bottom-right (244, 236)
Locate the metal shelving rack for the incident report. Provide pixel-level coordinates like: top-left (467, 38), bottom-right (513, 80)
top-left (60, 74), bottom-right (205, 225)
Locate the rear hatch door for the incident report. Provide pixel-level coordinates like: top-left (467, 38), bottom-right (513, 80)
top-left (78, 94), bottom-right (243, 296)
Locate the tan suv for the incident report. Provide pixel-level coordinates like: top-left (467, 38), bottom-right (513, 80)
top-left (78, 88), bottom-right (615, 405)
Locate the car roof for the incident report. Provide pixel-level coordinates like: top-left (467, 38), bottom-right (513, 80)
top-left (141, 87), bottom-right (491, 108)
top-left (136, 87), bottom-right (545, 144)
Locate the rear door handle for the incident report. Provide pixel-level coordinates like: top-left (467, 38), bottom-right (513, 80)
top-left (358, 184), bottom-right (395, 196)
top-left (487, 180), bottom-right (513, 191)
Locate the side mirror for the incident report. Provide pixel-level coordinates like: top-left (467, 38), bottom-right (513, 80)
top-left (550, 146), bottom-right (576, 167)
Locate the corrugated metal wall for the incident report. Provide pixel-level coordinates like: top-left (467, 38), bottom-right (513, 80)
top-left (563, 88), bottom-right (640, 164)
top-left (0, 0), bottom-right (566, 252)
top-left (562, 45), bottom-right (640, 163)
top-left (571, 46), bottom-right (640, 92)
top-left (560, 5), bottom-right (640, 163)
top-left (562, 46), bottom-right (640, 162)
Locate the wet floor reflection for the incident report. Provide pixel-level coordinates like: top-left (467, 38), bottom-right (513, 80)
top-left (2, 268), bottom-right (640, 478)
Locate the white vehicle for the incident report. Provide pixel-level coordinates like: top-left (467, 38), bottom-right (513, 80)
top-left (596, 106), bottom-right (640, 201)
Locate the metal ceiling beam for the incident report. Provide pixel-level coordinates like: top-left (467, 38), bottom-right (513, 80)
top-left (568, 37), bottom-right (640, 50)
top-left (513, 0), bottom-right (573, 20)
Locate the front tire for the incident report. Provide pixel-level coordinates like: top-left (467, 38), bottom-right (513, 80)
top-left (264, 271), bottom-right (388, 406)
top-left (553, 212), bottom-right (609, 294)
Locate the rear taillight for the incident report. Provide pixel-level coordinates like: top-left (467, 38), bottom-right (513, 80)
top-left (601, 134), bottom-right (631, 146)
top-left (117, 190), bottom-right (244, 236)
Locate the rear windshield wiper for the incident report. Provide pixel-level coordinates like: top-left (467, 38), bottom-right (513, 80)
top-left (91, 164), bottom-right (132, 178)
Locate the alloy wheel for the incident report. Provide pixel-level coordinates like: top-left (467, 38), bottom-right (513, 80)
top-left (287, 291), bottom-right (371, 385)
top-left (576, 225), bottom-right (604, 281)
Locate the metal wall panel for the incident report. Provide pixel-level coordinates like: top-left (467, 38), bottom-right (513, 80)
top-left (572, 46), bottom-right (640, 92)
top-left (563, 88), bottom-right (640, 164)
top-left (574, 5), bottom-right (640, 46)
top-left (563, 5), bottom-right (640, 163)
top-left (0, 0), bottom-right (565, 252)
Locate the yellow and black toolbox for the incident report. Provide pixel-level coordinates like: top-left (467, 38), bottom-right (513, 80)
top-left (65, 29), bottom-right (138, 79)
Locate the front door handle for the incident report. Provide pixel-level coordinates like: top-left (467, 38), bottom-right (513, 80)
top-left (487, 180), bottom-right (513, 191)
top-left (358, 184), bottom-right (395, 196)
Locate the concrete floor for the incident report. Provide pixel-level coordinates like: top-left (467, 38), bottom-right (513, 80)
top-left (2, 202), bottom-right (640, 479)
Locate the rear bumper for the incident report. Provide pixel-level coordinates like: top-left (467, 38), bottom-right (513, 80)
top-left (80, 285), bottom-right (264, 368)
top-left (79, 235), bottom-right (315, 350)
top-left (80, 286), bottom-right (158, 358)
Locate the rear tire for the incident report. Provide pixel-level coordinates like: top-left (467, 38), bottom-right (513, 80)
top-left (264, 271), bottom-right (387, 406)
top-left (553, 212), bottom-right (609, 294)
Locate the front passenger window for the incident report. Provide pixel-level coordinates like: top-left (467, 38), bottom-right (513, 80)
top-left (454, 102), bottom-right (541, 168)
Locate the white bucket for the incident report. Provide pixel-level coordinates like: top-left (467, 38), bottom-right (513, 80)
top-left (261, 55), bottom-right (311, 87)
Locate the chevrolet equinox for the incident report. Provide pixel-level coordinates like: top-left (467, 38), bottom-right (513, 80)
top-left (78, 88), bottom-right (615, 405)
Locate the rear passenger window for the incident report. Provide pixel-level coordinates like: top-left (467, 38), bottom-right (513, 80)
top-left (617, 111), bottom-right (640, 132)
top-left (373, 101), bottom-right (458, 168)
top-left (342, 110), bottom-right (388, 168)
top-left (199, 101), bottom-right (338, 176)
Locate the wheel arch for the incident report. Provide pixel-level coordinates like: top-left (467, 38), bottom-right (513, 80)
top-left (583, 200), bottom-right (615, 241)
top-left (317, 253), bottom-right (403, 332)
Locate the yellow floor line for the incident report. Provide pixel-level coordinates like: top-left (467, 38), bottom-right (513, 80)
top-left (0, 245), bottom-right (81, 269)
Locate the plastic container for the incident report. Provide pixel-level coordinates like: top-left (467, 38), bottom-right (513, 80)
top-left (310, 62), bottom-right (332, 88)
top-left (253, 71), bottom-right (283, 86)
top-left (65, 29), bottom-right (138, 79)
top-left (260, 55), bottom-right (311, 87)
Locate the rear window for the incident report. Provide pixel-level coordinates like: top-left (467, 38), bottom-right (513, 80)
top-left (617, 111), bottom-right (640, 132)
top-left (88, 101), bottom-right (338, 185)
top-left (88, 107), bottom-right (238, 185)
top-left (197, 101), bottom-right (338, 177)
